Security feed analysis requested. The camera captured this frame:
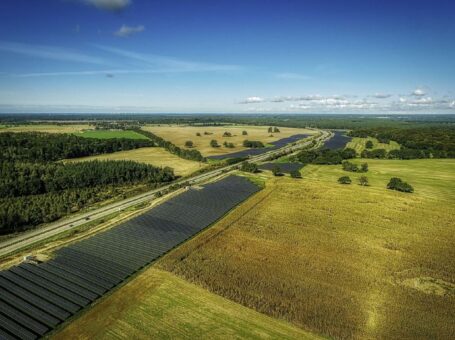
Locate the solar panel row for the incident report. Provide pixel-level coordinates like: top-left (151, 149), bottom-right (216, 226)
top-left (0, 175), bottom-right (260, 339)
top-left (258, 162), bottom-right (304, 174)
top-left (207, 134), bottom-right (310, 160)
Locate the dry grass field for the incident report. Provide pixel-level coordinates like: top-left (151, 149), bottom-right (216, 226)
top-left (54, 268), bottom-right (319, 340)
top-left (64, 147), bottom-right (204, 177)
top-left (142, 124), bottom-right (316, 157)
top-left (0, 123), bottom-right (93, 133)
top-left (158, 159), bottom-right (455, 339)
top-left (346, 137), bottom-right (400, 155)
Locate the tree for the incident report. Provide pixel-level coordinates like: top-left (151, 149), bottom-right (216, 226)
top-left (268, 127), bottom-right (273, 133)
top-left (272, 165), bottom-right (282, 176)
top-left (387, 177), bottom-right (414, 193)
top-left (342, 160), bottom-right (359, 172)
top-left (242, 130), bottom-right (248, 135)
top-left (243, 140), bottom-right (265, 148)
top-left (196, 132), bottom-right (201, 136)
top-left (184, 140), bottom-right (194, 148)
top-left (338, 176), bottom-right (352, 184)
top-left (240, 161), bottom-right (258, 173)
top-left (365, 140), bottom-right (374, 149)
top-left (223, 141), bottom-right (234, 148)
top-left (341, 148), bottom-right (356, 159)
top-left (223, 131), bottom-right (232, 137)
top-left (290, 170), bottom-right (301, 178)
top-left (358, 176), bottom-right (369, 186)
top-left (210, 139), bottom-right (220, 148)
top-left (273, 127), bottom-right (280, 133)
top-left (361, 163), bottom-right (368, 172)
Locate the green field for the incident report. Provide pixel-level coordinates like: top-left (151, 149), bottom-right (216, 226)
top-left (346, 137), bottom-right (400, 155)
top-left (158, 159), bottom-right (455, 339)
top-left (73, 130), bottom-right (149, 140)
top-left (54, 268), bottom-right (319, 339)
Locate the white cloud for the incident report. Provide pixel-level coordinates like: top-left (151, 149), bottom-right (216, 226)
top-left (114, 24), bottom-right (145, 37)
top-left (450, 101), bottom-right (455, 108)
top-left (412, 88), bottom-right (426, 97)
top-left (240, 96), bottom-right (264, 104)
top-left (0, 41), bottom-right (106, 65)
top-left (371, 93), bottom-right (392, 99)
top-left (82, 0), bottom-right (131, 11)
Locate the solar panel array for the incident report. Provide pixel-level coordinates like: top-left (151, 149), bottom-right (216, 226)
top-left (258, 162), bottom-right (304, 174)
top-left (0, 175), bottom-right (260, 340)
top-left (207, 134), bottom-right (310, 160)
top-left (323, 131), bottom-right (352, 150)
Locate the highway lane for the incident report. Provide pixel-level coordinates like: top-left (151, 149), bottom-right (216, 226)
top-left (0, 129), bottom-right (331, 258)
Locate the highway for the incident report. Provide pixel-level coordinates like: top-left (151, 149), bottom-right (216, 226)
top-left (0, 129), bottom-right (331, 258)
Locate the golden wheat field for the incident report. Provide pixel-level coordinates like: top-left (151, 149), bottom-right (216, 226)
top-left (158, 159), bottom-right (455, 339)
top-left (142, 124), bottom-right (316, 157)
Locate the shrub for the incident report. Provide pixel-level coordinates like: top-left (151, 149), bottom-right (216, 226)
top-left (338, 176), bottom-right (352, 184)
top-left (240, 161), bottom-right (258, 173)
top-left (341, 148), bottom-right (356, 159)
top-left (204, 131), bottom-right (213, 135)
top-left (210, 139), bottom-right (220, 148)
top-left (342, 160), bottom-right (359, 172)
top-left (223, 142), bottom-right (234, 148)
top-left (361, 148), bottom-right (387, 159)
top-left (185, 140), bottom-right (194, 148)
top-left (361, 163), bottom-right (369, 172)
top-left (196, 132), bottom-right (201, 136)
top-left (358, 176), bottom-right (369, 186)
top-left (243, 140), bottom-right (265, 148)
top-left (223, 131), bottom-right (232, 137)
top-left (268, 127), bottom-right (273, 133)
top-left (290, 170), bottom-right (301, 178)
top-left (273, 127), bottom-right (280, 133)
top-left (365, 140), bottom-right (374, 149)
top-left (242, 130), bottom-right (248, 135)
top-left (387, 177), bottom-right (414, 193)
top-left (272, 165), bottom-right (282, 176)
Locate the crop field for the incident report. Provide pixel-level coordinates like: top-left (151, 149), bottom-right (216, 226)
top-left (72, 130), bottom-right (149, 140)
top-left (142, 124), bottom-right (316, 157)
top-left (158, 159), bottom-right (455, 339)
top-left (54, 268), bottom-right (319, 340)
top-left (64, 147), bottom-right (204, 177)
top-left (0, 124), bottom-right (93, 134)
top-left (0, 176), bottom-right (260, 338)
top-left (346, 137), bottom-right (400, 155)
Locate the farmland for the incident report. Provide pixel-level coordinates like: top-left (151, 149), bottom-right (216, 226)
top-left (142, 124), bottom-right (316, 157)
top-left (54, 268), bottom-right (319, 340)
top-left (0, 124), bottom-right (92, 134)
top-left (158, 159), bottom-right (455, 339)
top-left (72, 130), bottom-right (149, 140)
top-left (64, 147), bottom-right (204, 177)
top-left (346, 137), bottom-right (400, 155)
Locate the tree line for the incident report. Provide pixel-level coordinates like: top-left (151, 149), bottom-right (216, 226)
top-left (290, 148), bottom-right (356, 165)
top-left (0, 132), bottom-right (153, 162)
top-left (350, 127), bottom-right (455, 158)
top-left (135, 129), bottom-right (206, 162)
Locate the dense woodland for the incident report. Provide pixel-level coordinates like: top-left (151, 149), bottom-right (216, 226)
top-left (135, 129), bottom-right (205, 162)
top-left (350, 127), bottom-right (455, 158)
top-left (0, 132), bottom-right (153, 162)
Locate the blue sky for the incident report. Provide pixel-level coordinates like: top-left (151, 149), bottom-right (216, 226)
top-left (0, 0), bottom-right (454, 114)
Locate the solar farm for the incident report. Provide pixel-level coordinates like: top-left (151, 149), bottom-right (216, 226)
top-left (258, 162), bottom-right (304, 174)
top-left (0, 176), bottom-right (260, 339)
top-left (208, 134), bottom-right (310, 160)
top-left (323, 131), bottom-right (352, 149)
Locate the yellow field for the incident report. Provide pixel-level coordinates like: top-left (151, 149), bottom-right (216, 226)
top-left (0, 124), bottom-right (93, 133)
top-left (346, 137), bottom-right (400, 155)
top-left (159, 159), bottom-right (455, 339)
top-left (143, 124), bottom-right (316, 157)
top-left (64, 147), bottom-right (204, 177)
top-left (53, 268), bottom-right (319, 340)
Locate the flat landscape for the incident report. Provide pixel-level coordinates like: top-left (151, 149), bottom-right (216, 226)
top-left (0, 124), bottom-right (93, 134)
top-left (157, 159), bottom-right (455, 339)
top-left (54, 268), bottom-right (319, 340)
top-left (72, 130), bottom-right (149, 140)
top-left (143, 125), bottom-right (316, 157)
top-left (64, 147), bottom-right (204, 177)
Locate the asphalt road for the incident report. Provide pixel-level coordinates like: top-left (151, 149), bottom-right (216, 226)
top-left (0, 129), bottom-right (331, 258)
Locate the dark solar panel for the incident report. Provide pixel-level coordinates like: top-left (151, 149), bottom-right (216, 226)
top-left (0, 175), bottom-right (259, 338)
top-left (258, 162), bottom-right (304, 174)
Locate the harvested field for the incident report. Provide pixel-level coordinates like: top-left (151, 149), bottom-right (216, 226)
top-left (159, 159), bottom-right (455, 339)
top-left (0, 176), bottom-right (260, 338)
top-left (54, 268), bottom-right (319, 340)
top-left (142, 124), bottom-right (316, 157)
top-left (0, 124), bottom-right (92, 134)
top-left (64, 147), bottom-right (204, 177)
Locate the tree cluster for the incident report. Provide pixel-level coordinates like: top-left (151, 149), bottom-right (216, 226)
top-left (243, 140), bottom-right (265, 148)
top-left (240, 161), bottom-right (258, 173)
top-left (342, 161), bottom-right (368, 173)
top-left (291, 148), bottom-right (356, 165)
top-left (135, 129), bottom-right (205, 162)
top-left (387, 177), bottom-right (414, 193)
top-left (0, 132), bottom-right (153, 162)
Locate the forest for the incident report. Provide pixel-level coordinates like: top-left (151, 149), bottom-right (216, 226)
top-left (0, 132), bottom-right (153, 162)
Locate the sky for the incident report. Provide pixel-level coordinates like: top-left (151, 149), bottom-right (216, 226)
top-left (0, 0), bottom-right (454, 114)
